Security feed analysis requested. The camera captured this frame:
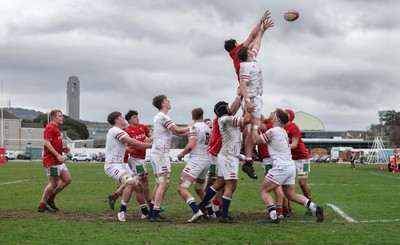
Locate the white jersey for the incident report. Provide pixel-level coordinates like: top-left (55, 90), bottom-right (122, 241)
top-left (218, 115), bottom-right (242, 158)
top-left (261, 126), bottom-right (294, 167)
top-left (151, 112), bottom-right (175, 155)
top-left (105, 126), bottom-right (128, 165)
top-left (188, 121), bottom-right (212, 160)
top-left (239, 49), bottom-right (263, 97)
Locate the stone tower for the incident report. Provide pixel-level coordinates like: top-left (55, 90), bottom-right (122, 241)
top-left (66, 76), bottom-right (80, 120)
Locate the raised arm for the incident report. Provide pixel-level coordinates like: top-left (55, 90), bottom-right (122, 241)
top-left (243, 10), bottom-right (271, 47)
top-left (252, 16), bottom-right (274, 53)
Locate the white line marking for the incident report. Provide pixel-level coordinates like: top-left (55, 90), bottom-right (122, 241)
top-left (0, 179), bottom-right (30, 185)
top-left (369, 172), bottom-right (399, 179)
top-left (327, 203), bottom-right (357, 223)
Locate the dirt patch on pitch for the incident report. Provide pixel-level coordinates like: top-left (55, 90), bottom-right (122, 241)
top-left (0, 210), bottom-right (150, 223)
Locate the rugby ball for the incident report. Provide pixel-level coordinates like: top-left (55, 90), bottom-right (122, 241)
top-left (284, 10), bottom-right (299, 21)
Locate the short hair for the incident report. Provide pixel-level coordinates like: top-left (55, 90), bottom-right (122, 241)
top-left (224, 39), bottom-right (237, 52)
top-left (276, 109), bottom-right (289, 126)
top-left (50, 109), bottom-right (62, 119)
top-left (203, 118), bottom-right (211, 123)
top-left (192, 108), bottom-right (204, 120)
top-left (214, 101), bottom-right (230, 117)
top-left (107, 111), bottom-right (122, 125)
top-left (236, 46), bottom-right (249, 62)
top-left (125, 110), bottom-right (138, 121)
top-left (152, 95), bottom-right (167, 110)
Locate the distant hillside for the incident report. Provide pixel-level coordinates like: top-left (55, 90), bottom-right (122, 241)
top-left (4, 107), bottom-right (44, 120)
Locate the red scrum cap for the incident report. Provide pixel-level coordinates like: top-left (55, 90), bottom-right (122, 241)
top-left (285, 109), bottom-right (295, 122)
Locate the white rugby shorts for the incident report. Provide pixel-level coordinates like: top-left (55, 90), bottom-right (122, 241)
top-left (217, 154), bottom-right (239, 180)
top-left (294, 159), bottom-right (310, 178)
top-left (104, 163), bottom-right (133, 182)
top-left (182, 157), bottom-right (210, 180)
top-left (45, 163), bottom-right (69, 177)
top-left (241, 95), bottom-right (263, 119)
top-left (150, 153), bottom-right (171, 174)
top-left (265, 164), bottom-right (296, 186)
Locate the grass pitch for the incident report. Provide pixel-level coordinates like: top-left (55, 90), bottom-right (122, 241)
top-left (0, 161), bottom-right (399, 245)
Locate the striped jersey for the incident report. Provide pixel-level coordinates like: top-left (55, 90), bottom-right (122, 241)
top-left (261, 126), bottom-right (294, 167)
top-left (239, 48), bottom-right (263, 97)
top-left (218, 115), bottom-right (242, 158)
top-left (151, 112), bottom-right (175, 155)
top-left (105, 126), bottom-right (128, 164)
top-left (188, 121), bottom-right (212, 160)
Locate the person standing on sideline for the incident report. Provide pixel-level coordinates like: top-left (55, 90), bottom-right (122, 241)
top-left (252, 109), bottom-right (324, 223)
top-left (177, 108), bottom-right (212, 223)
top-left (38, 109), bottom-right (71, 212)
top-left (284, 109), bottom-right (312, 215)
top-left (104, 111), bottom-right (152, 222)
top-left (350, 152), bottom-right (356, 170)
top-left (236, 16), bottom-right (274, 180)
top-left (149, 95), bottom-right (189, 222)
top-left (198, 100), bottom-right (251, 223)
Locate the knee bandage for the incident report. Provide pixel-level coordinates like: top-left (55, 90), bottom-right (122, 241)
top-left (247, 124), bottom-right (252, 133)
top-left (180, 178), bottom-right (192, 188)
top-left (193, 181), bottom-right (205, 190)
top-left (298, 172), bottom-right (309, 179)
top-left (156, 174), bottom-right (170, 184)
top-left (121, 174), bottom-right (138, 185)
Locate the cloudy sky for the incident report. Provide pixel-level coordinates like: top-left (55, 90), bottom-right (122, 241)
top-left (0, 0), bottom-right (399, 131)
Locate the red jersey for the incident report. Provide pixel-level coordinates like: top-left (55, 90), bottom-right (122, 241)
top-left (285, 122), bottom-right (310, 160)
top-left (125, 124), bottom-right (150, 159)
top-left (258, 120), bottom-right (273, 159)
top-left (229, 43), bottom-right (244, 80)
top-left (208, 117), bottom-right (222, 156)
top-left (43, 123), bottom-right (63, 167)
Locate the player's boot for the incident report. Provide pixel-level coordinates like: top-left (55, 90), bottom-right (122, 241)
top-left (117, 211), bottom-right (126, 222)
top-left (242, 161), bottom-right (258, 179)
top-left (47, 200), bottom-right (59, 211)
top-left (219, 216), bottom-right (234, 224)
top-left (108, 195), bottom-right (116, 210)
top-left (187, 210), bottom-right (203, 223)
top-left (150, 216), bottom-right (171, 222)
top-left (38, 206), bottom-right (56, 213)
top-left (316, 206), bottom-right (324, 222)
top-left (305, 208), bottom-right (313, 216)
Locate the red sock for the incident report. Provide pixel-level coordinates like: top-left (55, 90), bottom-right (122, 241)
top-left (276, 206), bottom-right (283, 215)
top-left (147, 200), bottom-right (153, 208)
top-left (307, 197), bottom-right (313, 202)
top-left (113, 192), bottom-right (119, 200)
top-left (283, 206), bottom-right (289, 213)
top-left (287, 200), bottom-right (291, 209)
top-left (212, 199), bottom-right (220, 206)
top-left (39, 202), bottom-right (46, 208)
top-left (48, 194), bottom-right (56, 201)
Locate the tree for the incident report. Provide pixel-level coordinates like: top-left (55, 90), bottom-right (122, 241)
top-left (377, 110), bottom-right (400, 147)
top-left (33, 113), bottom-right (89, 140)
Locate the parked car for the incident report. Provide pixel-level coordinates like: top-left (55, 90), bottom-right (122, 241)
top-left (96, 153), bottom-right (105, 162)
top-left (330, 156), bottom-right (339, 163)
top-left (320, 155), bottom-right (332, 163)
top-left (72, 154), bottom-right (91, 162)
top-left (17, 152), bottom-right (31, 160)
top-left (5, 152), bottom-right (16, 161)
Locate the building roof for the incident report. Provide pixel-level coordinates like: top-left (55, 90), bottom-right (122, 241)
top-left (293, 111), bottom-right (325, 131)
top-left (0, 109), bottom-right (21, 120)
top-left (21, 122), bottom-right (44, 128)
